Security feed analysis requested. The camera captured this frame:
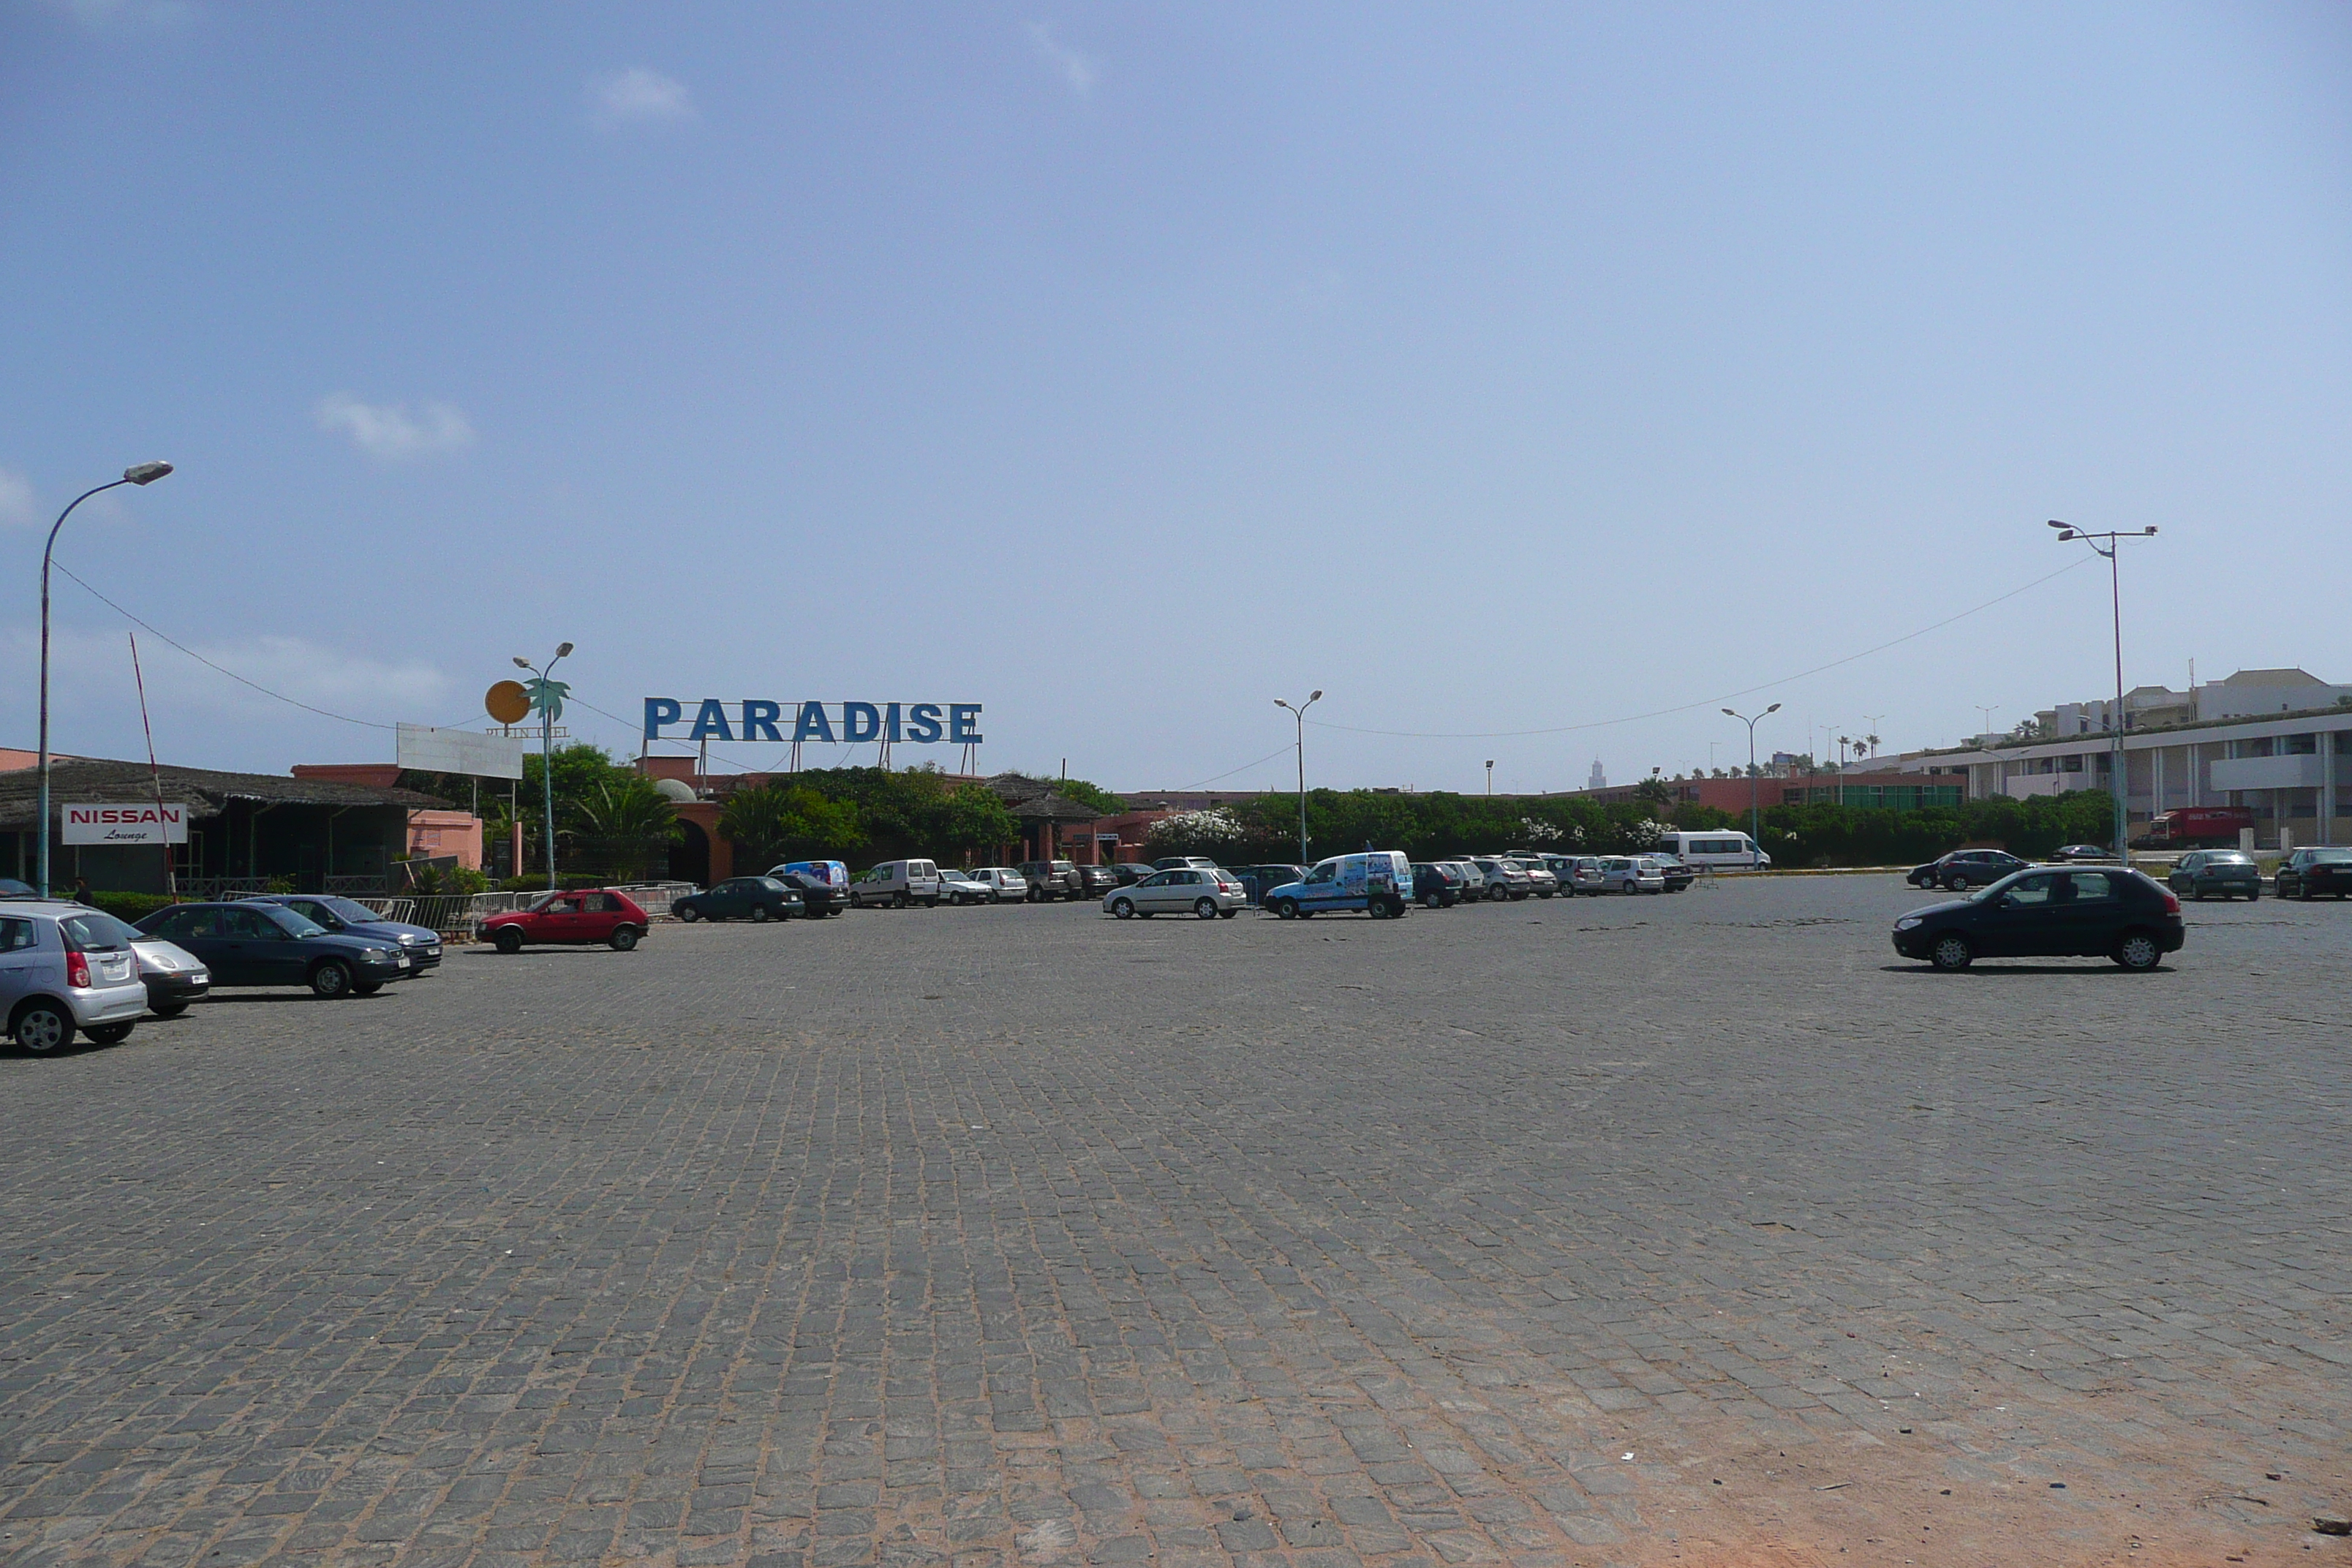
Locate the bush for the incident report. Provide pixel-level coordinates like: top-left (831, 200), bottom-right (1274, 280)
top-left (90, 892), bottom-right (176, 923)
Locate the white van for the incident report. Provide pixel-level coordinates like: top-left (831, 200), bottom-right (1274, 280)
top-left (850, 859), bottom-right (942, 908)
top-left (1654, 830), bottom-right (1771, 870)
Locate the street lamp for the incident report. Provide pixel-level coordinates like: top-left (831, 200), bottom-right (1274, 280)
top-left (1485, 760), bottom-right (1494, 795)
top-left (516, 641), bottom-right (575, 889)
top-left (1722, 703), bottom-right (1781, 868)
top-left (37, 461), bottom-right (173, 897)
top-left (1272, 690), bottom-right (1321, 867)
top-left (2049, 519), bottom-right (2158, 863)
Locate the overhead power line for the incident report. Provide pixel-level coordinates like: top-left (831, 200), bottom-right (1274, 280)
top-left (1306, 555), bottom-right (2094, 741)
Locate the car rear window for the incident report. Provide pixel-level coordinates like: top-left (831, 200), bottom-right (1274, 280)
top-left (60, 912), bottom-right (143, 951)
top-left (2309, 849), bottom-right (2352, 864)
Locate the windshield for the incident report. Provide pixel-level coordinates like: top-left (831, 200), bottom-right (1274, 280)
top-left (317, 896), bottom-right (381, 922)
top-left (265, 906), bottom-right (329, 937)
top-left (61, 911), bottom-right (143, 951)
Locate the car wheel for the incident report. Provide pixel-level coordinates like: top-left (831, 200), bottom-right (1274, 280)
top-left (889, 891), bottom-right (906, 909)
top-left (1929, 932), bottom-right (1972, 972)
top-left (493, 927), bottom-right (524, 954)
top-left (751, 905), bottom-right (772, 923)
top-left (610, 927), bottom-right (640, 951)
top-left (2112, 930), bottom-right (2162, 971)
top-left (1275, 898), bottom-right (1300, 920)
top-left (12, 1001), bottom-right (72, 1053)
top-left (151, 1002), bottom-right (188, 1019)
top-left (1945, 875), bottom-right (1970, 893)
top-left (309, 960), bottom-right (355, 998)
top-left (1218, 908), bottom-right (1237, 919)
top-left (1489, 885), bottom-right (1507, 902)
top-left (678, 905), bottom-right (701, 923)
top-left (1421, 892), bottom-right (1441, 908)
top-left (1194, 898), bottom-right (1218, 920)
top-left (1367, 898), bottom-right (1388, 920)
top-left (83, 1021), bottom-right (135, 1045)
top-left (351, 983), bottom-right (382, 998)
top-left (1111, 897), bottom-right (1134, 920)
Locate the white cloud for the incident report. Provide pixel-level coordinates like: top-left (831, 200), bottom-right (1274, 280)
top-left (314, 393), bottom-right (475, 460)
top-left (591, 67), bottom-right (695, 127)
top-left (1025, 22), bottom-right (1097, 95)
top-left (0, 467), bottom-right (37, 529)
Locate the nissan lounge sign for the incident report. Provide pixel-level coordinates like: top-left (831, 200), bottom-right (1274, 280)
top-left (643, 699), bottom-right (981, 747)
top-left (62, 803), bottom-right (189, 846)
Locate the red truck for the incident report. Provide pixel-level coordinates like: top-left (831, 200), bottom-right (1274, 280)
top-left (2136, 805), bottom-right (2253, 850)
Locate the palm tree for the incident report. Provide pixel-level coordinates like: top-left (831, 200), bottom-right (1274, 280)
top-left (570, 777), bottom-right (681, 883)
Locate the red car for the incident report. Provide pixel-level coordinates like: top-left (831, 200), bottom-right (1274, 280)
top-left (480, 889), bottom-right (650, 954)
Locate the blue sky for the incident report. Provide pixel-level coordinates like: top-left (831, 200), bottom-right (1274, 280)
top-left (5, 1), bottom-right (2348, 795)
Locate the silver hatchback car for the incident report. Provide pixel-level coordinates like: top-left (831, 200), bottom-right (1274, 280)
top-left (0, 902), bottom-right (151, 1052)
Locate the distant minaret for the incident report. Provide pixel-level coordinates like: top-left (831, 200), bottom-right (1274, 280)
top-left (1587, 758), bottom-right (1606, 790)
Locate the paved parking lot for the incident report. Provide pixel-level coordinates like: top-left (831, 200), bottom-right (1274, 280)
top-left (2, 875), bottom-right (2348, 1568)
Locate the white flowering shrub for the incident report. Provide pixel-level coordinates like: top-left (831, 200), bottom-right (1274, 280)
top-left (1145, 808), bottom-right (1246, 856)
top-left (1518, 817), bottom-right (1566, 844)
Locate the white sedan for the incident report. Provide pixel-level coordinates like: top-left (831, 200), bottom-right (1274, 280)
top-left (965, 867), bottom-right (1030, 904)
top-left (1105, 868), bottom-right (1248, 919)
top-left (936, 870), bottom-right (991, 905)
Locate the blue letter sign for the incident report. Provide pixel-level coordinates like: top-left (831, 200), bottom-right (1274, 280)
top-left (642, 698), bottom-right (983, 747)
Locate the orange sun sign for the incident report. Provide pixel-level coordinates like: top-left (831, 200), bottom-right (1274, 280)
top-left (485, 680), bottom-right (531, 725)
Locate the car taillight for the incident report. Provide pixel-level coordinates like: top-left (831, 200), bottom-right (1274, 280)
top-left (66, 951), bottom-right (91, 989)
top-left (2161, 891), bottom-right (2181, 913)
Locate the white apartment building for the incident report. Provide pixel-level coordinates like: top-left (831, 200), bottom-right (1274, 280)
top-left (1903, 668), bottom-right (2352, 847)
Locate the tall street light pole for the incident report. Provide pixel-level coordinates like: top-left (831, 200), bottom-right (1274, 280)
top-left (1722, 703), bottom-right (1781, 869)
top-left (516, 643), bottom-right (575, 890)
top-left (2049, 520), bottom-right (2158, 863)
top-left (37, 461), bottom-right (174, 897)
top-left (1273, 690), bottom-right (1321, 867)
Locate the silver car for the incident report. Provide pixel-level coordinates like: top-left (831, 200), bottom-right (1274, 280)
top-left (0, 903), bottom-right (151, 1052)
top-left (1595, 856), bottom-right (1665, 894)
top-left (1104, 867), bottom-right (1248, 919)
top-left (1504, 856), bottom-right (1561, 897)
top-left (131, 933), bottom-right (211, 1017)
top-left (1467, 858), bottom-right (1533, 902)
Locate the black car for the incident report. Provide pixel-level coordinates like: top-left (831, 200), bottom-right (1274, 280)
top-left (135, 901), bottom-right (412, 997)
top-left (769, 871), bottom-right (847, 916)
top-left (2275, 847), bottom-right (2352, 901)
top-left (1905, 848), bottom-right (2029, 892)
top-left (2053, 844), bottom-right (2113, 862)
top-left (1644, 852), bottom-right (1697, 893)
top-left (1076, 864), bottom-right (1120, 896)
top-left (1232, 864), bottom-right (1308, 906)
top-left (1408, 862), bottom-right (1465, 908)
top-left (1891, 865), bottom-right (2183, 972)
top-left (1017, 860), bottom-right (1084, 901)
top-left (246, 893), bottom-right (445, 971)
top-left (1112, 863), bottom-right (1157, 886)
top-left (672, 877), bottom-right (804, 923)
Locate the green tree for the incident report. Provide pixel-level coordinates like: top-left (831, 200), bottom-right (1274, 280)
top-left (1051, 777), bottom-right (1125, 817)
top-left (718, 782), bottom-right (869, 867)
top-left (570, 775), bottom-right (682, 882)
top-left (935, 784), bottom-right (1019, 861)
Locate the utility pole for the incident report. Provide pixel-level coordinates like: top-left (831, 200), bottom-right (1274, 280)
top-left (1722, 705), bottom-right (1780, 867)
top-left (1273, 691), bottom-right (1322, 866)
top-left (2048, 520), bottom-right (2159, 862)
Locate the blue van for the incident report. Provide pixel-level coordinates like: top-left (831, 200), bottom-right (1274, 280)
top-left (1265, 851), bottom-right (1413, 919)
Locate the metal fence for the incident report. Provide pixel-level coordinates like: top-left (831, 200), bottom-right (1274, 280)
top-left (350, 882), bottom-right (698, 938)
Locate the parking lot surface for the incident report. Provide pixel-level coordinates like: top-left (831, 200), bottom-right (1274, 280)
top-left (3, 875), bottom-right (2348, 1568)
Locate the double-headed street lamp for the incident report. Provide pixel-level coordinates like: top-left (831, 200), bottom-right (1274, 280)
top-left (2049, 519), bottom-right (2158, 863)
top-left (1272, 690), bottom-right (1322, 867)
top-left (1722, 702), bottom-right (1780, 867)
top-left (515, 642), bottom-right (574, 890)
top-left (37, 461), bottom-right (174, 897)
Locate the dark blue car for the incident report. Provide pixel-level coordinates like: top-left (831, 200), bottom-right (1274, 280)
top-left (246, 894), bottom-right (444, 972)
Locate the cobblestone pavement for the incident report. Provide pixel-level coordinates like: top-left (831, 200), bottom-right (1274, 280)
top-left (2, 875), bottom-right (2348, 1568)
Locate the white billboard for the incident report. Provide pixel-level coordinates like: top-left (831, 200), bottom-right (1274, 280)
top-left (62, 803), bottom-right (189, 845)
top-left (397, 723), bottom-right (526, 780)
